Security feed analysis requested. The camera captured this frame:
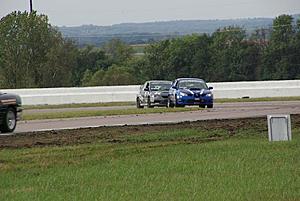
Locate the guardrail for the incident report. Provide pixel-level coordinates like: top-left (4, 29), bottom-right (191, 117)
top-left (2, 80), bottom-right (300, 105)
top-left (210, 80), bottom-right (300, 99)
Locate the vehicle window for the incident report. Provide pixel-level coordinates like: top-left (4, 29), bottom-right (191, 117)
top-left (178, 80), bottom-right (208, 90)
top-left (150, 82), bottom-right (171, 91)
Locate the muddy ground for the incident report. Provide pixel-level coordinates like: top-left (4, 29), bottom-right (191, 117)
top-left (1, 115), bottom-right (299, 149)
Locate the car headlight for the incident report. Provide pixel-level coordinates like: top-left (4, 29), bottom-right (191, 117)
top-left (150, 94), bottom-right (155, 102)
top-left (206, 93), bottom-right (213, 97)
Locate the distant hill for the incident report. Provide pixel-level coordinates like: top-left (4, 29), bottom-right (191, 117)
top-left (58, 15), bottom-right (300, 47)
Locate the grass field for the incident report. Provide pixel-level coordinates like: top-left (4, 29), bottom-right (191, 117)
top-left (0, 117), bottom-right (299, 200)
top-left (23, 102), bottom-right (135, 110)
top-left (216, 96), bottom-right (300, 103)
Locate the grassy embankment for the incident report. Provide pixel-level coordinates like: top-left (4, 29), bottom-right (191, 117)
top-left (216, 96), bottom-right (300, 103)
top-left (0, 117), bottom-right (299, 200)
top-left (22, 107), bottom-right (201, 121)
top-left (23, 101), bottom-right (136, 110)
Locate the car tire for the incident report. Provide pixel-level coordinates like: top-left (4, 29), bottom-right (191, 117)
top-left (0, 107), bottom-right (17, 133)
top-left (199, 105), bottom-right (205, 108)
top-left (207, 104), bottom-right (213, 108)
top-left (167, 98), bottom-right (175, 108)
top-left (136, 98), bottom-right (144, 109)
top-left (147, 97), bottom-right (154, 108)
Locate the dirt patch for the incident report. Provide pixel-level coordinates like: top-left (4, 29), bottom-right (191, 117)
top-left (1, 115), bottom-right (299, 149)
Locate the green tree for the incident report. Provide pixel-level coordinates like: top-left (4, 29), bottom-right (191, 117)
top-left (250, 28), bottom-right (270, 48)
top-left (290, 18), bottom-right (300, 79)
top-left (143, 35), bottom-right (212, 81)
top-left (82, 65), bottom-right (137, 86)
top-left (89, 69), bottom-right (106, 86)
top-left (125, 57), bottom-right (148, 84)
top-left (271, 15), bottom-right (294, 43)
top-left (104, 39), bottom-right (134, 65)
top-left (166, 35), bottom-right (201, 79)
top-left (185, 34), bottom-right (211, 80)
top-left (208, 27), bottom-right (248, 81)
top-left (101, 65), bottom-right (136, 86)
top-left (0, 11), bottom-right (77, 88)
top-left (73, 46), bottom-right (110, 87)
top-left (144, 40), bottom-right (171, 80)
top-left (81, 70), bottom-right (93, 86)
top-left (262, 15), bottom-right (297, 80)
top-left (41, 38), bottom-right (77, 87)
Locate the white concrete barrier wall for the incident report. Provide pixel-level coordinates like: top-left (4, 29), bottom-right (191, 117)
top-left (1, 80), bottom-right (300, 105)
top-left (209, 80), bottom-right (300, 99)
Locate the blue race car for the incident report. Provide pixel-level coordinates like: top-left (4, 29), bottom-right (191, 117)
top-left (168, 78), bottom-right (213, 108)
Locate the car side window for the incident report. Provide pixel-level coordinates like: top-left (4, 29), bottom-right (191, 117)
top-left (173, 81), bottom-right (178, 88)
top-left (145, 83), bottom-right (149, 90)
top-left (170, 81), bottom-right (174, 88)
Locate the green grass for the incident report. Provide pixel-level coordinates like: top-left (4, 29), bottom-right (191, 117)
top-left (23, 107), bottom-right (201, 121)
top-left (23, 102), bottom-right (135, 110)
top-left (0, 125), bottom-right (299, 200)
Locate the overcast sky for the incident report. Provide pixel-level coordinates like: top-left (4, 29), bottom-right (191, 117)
top-left (1, 0), bottom-right (300, 26)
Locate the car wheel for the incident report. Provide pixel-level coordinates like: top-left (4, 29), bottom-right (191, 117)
top-left (199, 105), bottom-right (205, 108)
top-left (167, 98), bottom-right (174, 108)
top-left (147, 97), bottom-right (154, 108)
top-left (207, 104), bottom-right (213, 108)
top-left (136, 98), bottom-right (144, 109)
top-left (0, 108), bottom-right (17, 133)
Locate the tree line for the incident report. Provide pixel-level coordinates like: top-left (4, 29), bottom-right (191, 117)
top-left (0, 12), bottom-right (299, 89)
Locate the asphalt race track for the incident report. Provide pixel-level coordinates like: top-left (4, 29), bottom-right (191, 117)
top-left (14, 101), bottom-right (300, 133)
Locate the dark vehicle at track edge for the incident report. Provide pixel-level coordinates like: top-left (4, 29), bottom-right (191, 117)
top-left (136, 80), bottom-right (172, 108)
top-left (0, 92), bottom-right (22, 133)
top-left (168, 78), bottom-right (213, 108)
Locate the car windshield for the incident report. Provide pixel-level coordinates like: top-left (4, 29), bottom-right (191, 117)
top-left (178, 80), bottom-right (208, 90)
top-left (150, 82), bottom-right (171, 91)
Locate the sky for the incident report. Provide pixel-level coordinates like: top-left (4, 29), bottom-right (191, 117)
top-left (1, 0), bottom-right (300, 26)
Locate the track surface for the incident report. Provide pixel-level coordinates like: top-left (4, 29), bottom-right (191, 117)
top-left (13, 101), bottom-right (300, 133)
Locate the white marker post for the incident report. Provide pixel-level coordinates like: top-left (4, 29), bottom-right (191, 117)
top-left (267, 115), bottom-right (292, 142)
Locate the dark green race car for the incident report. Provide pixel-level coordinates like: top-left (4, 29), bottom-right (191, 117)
top-left (0, 92), bottom-right (22, 133)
